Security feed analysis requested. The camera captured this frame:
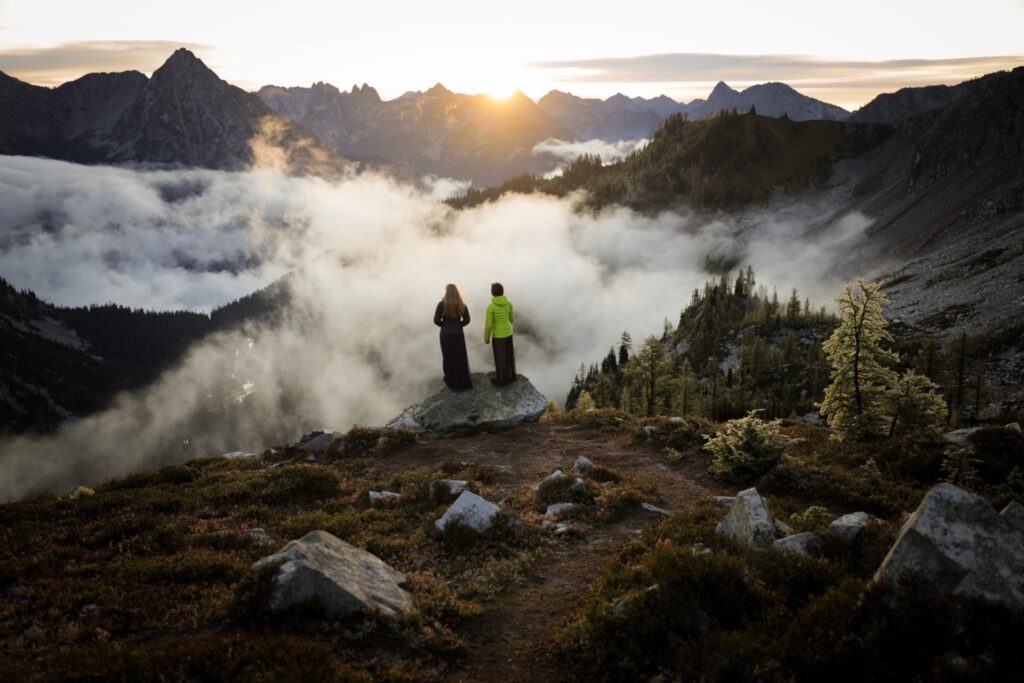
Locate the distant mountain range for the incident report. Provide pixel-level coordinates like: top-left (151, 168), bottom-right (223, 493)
top-left (2, 47), bottom-right (996, 184)
top-left (0, 49), bottom-right (335, 173)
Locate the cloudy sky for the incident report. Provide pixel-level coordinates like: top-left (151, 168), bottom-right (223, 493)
top-left (1, 0), bottom-right (1022, 109)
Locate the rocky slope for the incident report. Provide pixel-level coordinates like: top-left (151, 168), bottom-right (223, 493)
top-left (0, 49), bottom-right (337, 172)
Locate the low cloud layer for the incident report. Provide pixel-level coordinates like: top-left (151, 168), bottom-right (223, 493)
top-left (0, 154), bottom-right (868, 499)
top-left (533, 138), bottom-right (649, 164)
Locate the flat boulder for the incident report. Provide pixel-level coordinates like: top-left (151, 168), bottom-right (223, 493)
top-left (715, 487), bottom-right (776, 549)
top-left (874, 483), bottom-right (1024, 610)
top-left (386, 373), bottom-right (548, 437)
top-left (251, 530), bottom-right (413, 618)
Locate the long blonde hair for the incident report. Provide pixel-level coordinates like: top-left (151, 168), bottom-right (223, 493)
top-left (443, 283), bottom-right (466, 319)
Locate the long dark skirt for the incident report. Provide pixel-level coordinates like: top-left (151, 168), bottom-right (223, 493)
top-left (440, 332), bottom-right (472, 391)
top-left (492, 335), bottom-right (517, 385)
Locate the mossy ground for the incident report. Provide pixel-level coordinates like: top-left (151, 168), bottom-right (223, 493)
top-left (1, 416), bottom-right (1020, 681)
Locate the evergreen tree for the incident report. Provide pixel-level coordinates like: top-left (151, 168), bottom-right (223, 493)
top-left (618, 331), bottom-right (633, 365)
top-left (886, 370), bottom-right (948, 436)
top-left (821, 279), bottom-right (898, 441)
top-left (624, 335), bottom-right (674, 416)
top-left (575, 390), bottom-right (596, 411)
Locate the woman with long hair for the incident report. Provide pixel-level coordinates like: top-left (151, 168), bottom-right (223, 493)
top-left (484, 282), bottom-right (516, 386)
top-left (434, 283), bottom-right (473, 391)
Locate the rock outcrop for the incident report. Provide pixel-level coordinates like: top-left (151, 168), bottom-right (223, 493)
top-left (387, 373), bottom-right (547, 437)
top-left (874, 483), bottom-right (1024, 610)
top-left (251, 531), bottom-right (413, 618)
top-left (715, 488), bottom-right (776, 549)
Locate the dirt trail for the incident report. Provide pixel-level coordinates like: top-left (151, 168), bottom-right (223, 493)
top-left (383, 422), bottom-right (719, 683)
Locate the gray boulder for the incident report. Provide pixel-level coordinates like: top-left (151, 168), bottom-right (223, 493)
top-left (290, 430), bottom-right (340, 454)
top-left (386, 373), bottom-right (548, 437)
top-left (715, 488), bottom-right (776, 549)
top-left (572, 456), bottom-right (597, 476)
top-left (829, 511), bottom-right (881, 541)
top-left (713, 496), bottom-right (735, 508)
top-left (643, 425), bottom-right (656, 440)
top-left (668, 416), bottom-right (686, 425)
top-left (435, 490), bottom-right (503, 536)
top-left (545, 503), bottom-right (579, 519)
top-left (773, 532), bottom-right (823, 556)
top-left (1001, 501), bottom-right (1024, 534)
top-left (251, 530), bottom-right (413, 618)
top-left (430, 479), bottom-right (468, 503)
top-left (1006, 422), bottom-right (1022, 434)
top-left (874, 483), bottom-right (1024, 610)
top-left (368, 491), bottom-right (401, 508)
top-left (942, 427), bottom-right (981, 447)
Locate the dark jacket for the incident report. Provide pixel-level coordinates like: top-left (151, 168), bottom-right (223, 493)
top-left (434, 301), bottom-right (471, 335)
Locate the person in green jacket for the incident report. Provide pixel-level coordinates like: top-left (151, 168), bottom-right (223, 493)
top-left (483, 282), bottom-right (516, 385)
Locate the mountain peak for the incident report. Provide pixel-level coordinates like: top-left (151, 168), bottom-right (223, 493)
top-left (709, 81), bottom-right (737, 99)
top-left (153, 48), bottom-right (216, 81)
top-left (426, 82), bottom-right (452, 96)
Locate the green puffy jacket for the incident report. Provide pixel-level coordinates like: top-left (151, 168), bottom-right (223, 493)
top-left (484, 295), bottom-right (514, 342)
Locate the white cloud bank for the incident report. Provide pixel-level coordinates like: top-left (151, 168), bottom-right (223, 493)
top-left (0, 154), bottom-right (868, 499)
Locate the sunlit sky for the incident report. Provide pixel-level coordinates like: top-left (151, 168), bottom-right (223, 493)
top-left (2, 0), bottom-right (1022, 109)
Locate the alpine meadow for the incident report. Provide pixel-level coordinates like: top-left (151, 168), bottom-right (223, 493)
top-left (1, 2), bottom-right (1023, 681)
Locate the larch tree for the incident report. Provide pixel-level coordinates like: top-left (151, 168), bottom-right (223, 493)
top-left (886, 369), bottom-right (948, 436)
top-left (624, 335), bottom-right (674, 417)
top-left (821, 278), bottom-right (898, 441)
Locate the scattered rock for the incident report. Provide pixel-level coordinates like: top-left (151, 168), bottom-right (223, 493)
top-left (691, 543), bottom-right (712, 557)
top-left (874, 483), bottom-right (1024, 610)
top-left (773, 532), bottom-right (823, 556)
top-left (289, 430), bottom-right (340, 454)
top-left (572, 456), bottom-right (597, 476)
top-left (368, 491), bottom-right (401, 508)
top-left (1006, 422), bottom-right (1023, 434)
top-left (79, 603), bottom-right (98, 615)
top-left (24, 625), bottom-right (43, 640)
top-left (540, 520), bottom-right (571, 535)
top-left (306, 455), bottom-right (317, 463)
top-left (643, 425), bottom-right (657, 440)
top-left (245, 528), bottom-right (273, 543)
top-left (640, 502), bottom-right (672, 517)
top-left (942, 427), bottom-right (981, 447)
top-left (386, 373), bottom-right (548, 437)
top-left (715, 487), bottom-right (776, 549)
top-left (668, 416), bottom-right (686, 425)
top-left (566, 478), bottom-right (593, 502)
top-left (545, 503), bottom-right (579, 519)
top-left (222, 451), bottom-right (256, 459)
top-left (801, 412), bottom-right (824, 425)
top-left (775, 519), bottom-right (795, 536)
top-left (829, 511), bottom-right (881, 541)
top-left (251, 530), bottom-right (413, 618)
top-left (430, 479), bottom-right (468, 503)
top-left (713, 496), bottom-right (735, 508)
top-left (435, 490), bottom-right (503, 536)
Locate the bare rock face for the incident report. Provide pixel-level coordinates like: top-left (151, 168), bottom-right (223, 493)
top-left (251, 531), bottom-right (413, 618)
top-left (715, 488), bottom-right (776, 549)
top-left (874, 483), bottom-right (1024, 610)
top-left (387, 373), bottom-right (548, 438)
